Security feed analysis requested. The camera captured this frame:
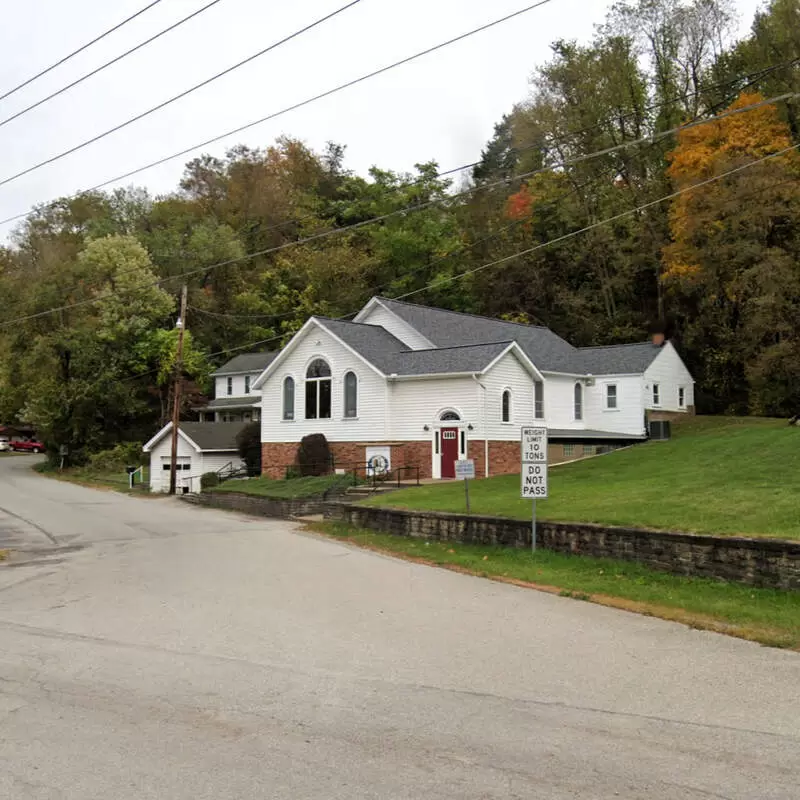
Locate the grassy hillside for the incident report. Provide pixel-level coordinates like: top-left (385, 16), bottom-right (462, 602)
top-left (363, 417), bottom-right (800, 539)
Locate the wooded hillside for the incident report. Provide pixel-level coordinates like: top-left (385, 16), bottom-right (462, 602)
top-left (1, 0), bottom-right (799, 461)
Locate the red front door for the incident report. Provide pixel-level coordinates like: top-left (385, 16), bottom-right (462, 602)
top-left (440, 428), bottom-right (459, 479)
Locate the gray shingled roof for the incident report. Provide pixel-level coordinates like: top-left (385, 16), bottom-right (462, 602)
top-left (179, 422), bottom-right (246, 450)
top-left (376, 298), bottom-right (662, 375)
top-left (316, 318), bottom-right (518, 375)
top-left (578, 342), bottom-right (662, 374)
top-left (196, 397), bottom-right (260, 411)
top-left (212, 352), bottom-right (277, 376)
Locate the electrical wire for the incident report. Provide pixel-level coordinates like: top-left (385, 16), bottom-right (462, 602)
top-left (0, 0), bottom-right (364, 189)
top-left (0, 0), bottom-right (165, 103)
top-left (2, 91), bottom-right (796, 328)
top-left (0, 0), bottom-right (227, 131)
top-left (0, 1), bottom-right (556, 197)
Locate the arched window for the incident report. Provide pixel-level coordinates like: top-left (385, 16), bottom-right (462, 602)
top-left (502, 389), bottom-right (511, 423)
top-left (305, 359), bottom-right (331, 419)
top-left (282, 376), bottom-right (295, 420)
top-left (344, 371), bottom-right (358, 418)
top-left (440, 410), bottom-right (460, 421)
top-left (574, 382), bottom-right (583, 421)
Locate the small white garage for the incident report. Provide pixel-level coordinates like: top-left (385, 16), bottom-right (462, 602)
top-left (143, 422), bottom-right (247, 493)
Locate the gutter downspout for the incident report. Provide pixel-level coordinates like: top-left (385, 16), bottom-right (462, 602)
top-left (473, 374), bottom-right (489, 479)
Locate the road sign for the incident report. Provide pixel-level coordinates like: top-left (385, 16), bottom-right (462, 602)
top-left (455, 459), bottom-right (476, 480)
top-left (520, 427), bottom-right (548, 499)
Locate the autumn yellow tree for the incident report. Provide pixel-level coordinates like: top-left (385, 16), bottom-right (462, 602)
top-left (663, 93), bottom-right (800, 414)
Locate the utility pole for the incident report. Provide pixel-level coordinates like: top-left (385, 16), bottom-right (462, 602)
top-left (169, 285), bottom-right (188, 495)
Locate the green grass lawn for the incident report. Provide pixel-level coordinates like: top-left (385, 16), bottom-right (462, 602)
top-left (313, 522), bottom-right (800, 649)
top-left (363, 416), bottom-right (800, 539)
top-left (212, 473), bottom-right (354, 499)
top-left (35, 463), bottom-right (151, 493)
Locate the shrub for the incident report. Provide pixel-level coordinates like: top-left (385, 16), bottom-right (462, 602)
top-left (88, 442), bottom-right (144, 472)
top-left (201, 471), bottom-right (220, 490)
top-left (296, 433), bottom-right (332, 476)
top-left (236, 421), bottom-right (262, 476)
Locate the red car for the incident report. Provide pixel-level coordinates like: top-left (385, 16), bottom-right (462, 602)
top-left (10, 439), bottom-right (44, 453)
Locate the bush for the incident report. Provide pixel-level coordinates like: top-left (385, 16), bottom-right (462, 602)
top-left (296, 433), bottom-right (332, 477)
top-left (201, 472), bottom-right (220, 490)
top-left (236, 421), bottom-right (262, 476)
top-left (88, 442), bottom-right (144, 472)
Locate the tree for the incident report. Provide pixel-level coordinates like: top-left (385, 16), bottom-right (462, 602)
top-left (236, 422), bottom-right (262, 476)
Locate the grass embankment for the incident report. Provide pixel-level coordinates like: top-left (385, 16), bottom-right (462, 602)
top-left (35, 462), bottom-right (150, 493)
top-left (363, 416), bottom-right (800, 539)
top-left (212, 473), bottom-right (353, 499)
top-left (312, 521), bottom-right (800, 649)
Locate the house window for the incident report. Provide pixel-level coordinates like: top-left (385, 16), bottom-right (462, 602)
top-left (606, 384), bottom-right (618, 410)
top-left (440, 410), bottom-right (460, 421)
top-left (563, 443), bottom-right (574, 457)
top-left (678, 386), bottom-right (685, 408)
top-left (574, 382), bottom-right (583, 420)
top-left (652, 383), bottom-right (660, 406)
top-left (282, 376), bottom-right (295, 420)
top-left (244, 375), bottom-right (251, 394)
top-left (534, 381), bottom-right (544, 419)
top-left (305, 359), bottom-right (331, 419)
top-left (226, 376), bottom-right (233, 396)
top-left (344, 371), bottom-right (358, 418)
top-left (501, 389), bottom-right (511, 423)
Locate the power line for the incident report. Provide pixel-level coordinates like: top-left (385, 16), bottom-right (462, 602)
top-left (0, 1), bottom-right (556, 200)
top-left (0, 0), bottom-right (364, 189)
top-left (0, 0), bottom-right (226, 131)
top-left (0, 0), bottom-right (165, 103)
top-left (2, 91), bottom-right (796, 328)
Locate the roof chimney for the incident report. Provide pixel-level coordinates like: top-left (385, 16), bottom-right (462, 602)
top-left (652, 332), bottom-right (665, 347)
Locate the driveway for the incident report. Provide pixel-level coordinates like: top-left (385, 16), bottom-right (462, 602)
top-left (0, 455), bottom-right (798, 799)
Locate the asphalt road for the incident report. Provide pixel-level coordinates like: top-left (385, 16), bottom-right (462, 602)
top-left (0, 455), bottom-right (798, 799)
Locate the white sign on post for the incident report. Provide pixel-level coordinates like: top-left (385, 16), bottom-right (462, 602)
top-left (520, 427), bottom-right (548, 498)
top-left (455, 459), bottom-right (476, 480)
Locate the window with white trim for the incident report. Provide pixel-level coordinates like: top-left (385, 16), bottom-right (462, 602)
top-left (652, 383), bottom-right (660, 406)
top-left (606, 384), bottom-right (618, 410)
top-left (244, 375), bottom-right (251, 394)
top-left (534, 381), bottom-right (544, 419)
top-left (305, 359), bottom-right (331, 419)
top-left (282, 376), bottom-right (295, 420)
top-left (574, 382), bottom-right (583, 420)
top-left (501, 389), bottom-right (511, 423)
top-left (678, 386), bottom-right (685, 408)
top-left (563, 443), bottom-right (574, 457)
top-left (226, 376), bottom-right (233, 396)
top-left (344, 371), bottom-right (358, 418)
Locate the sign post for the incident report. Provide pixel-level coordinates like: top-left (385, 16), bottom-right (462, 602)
top-left (520, 427), bottom-right (548, 551)
top-left (455, 459), bottom-right (476, 515)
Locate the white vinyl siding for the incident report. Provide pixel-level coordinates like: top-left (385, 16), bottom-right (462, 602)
top-left (643, 343), bottom-right (695, 412)
top-left (388, 377), bottom-right (481, 440)
top-left (355, 303), bottom-right (433, 350)
top-left (584, 375), bottom-right (646, 435)
top-left (215, 373), bottom-right (260, 399)
top-left (540, 375), bottom-right (584, 430)
top-left (147, 434), bottom-right (243, 493)
top-left (261, 326), bottom-right (386, 443)
top-left (482, 351), bottom-right (535, 439)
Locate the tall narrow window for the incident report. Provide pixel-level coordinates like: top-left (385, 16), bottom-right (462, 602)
top-left (226, 376), bottom-right (233, 396)
top-left (460, 430), bottom-right (466, 455)
top-left (652, 383), bottom-right (660, 406)
top-left (282, 376), bottom-right (295, 420)
top-left (534, 381), bottom-right (544, 419)
top-left (344, 371), bottom-right (358, 418)
top-left (606, 384), bottom-right (618, 409)
top-left (502, 389), bottom-right (511, 423)
top-left (305, 359), bottom-right (332, 419)
top-left (574, 382), bottom-right (583, 420)
top-left (678, 386), bottom-right (685, 408)
top-left (244, 375), bottom-right (251, 394)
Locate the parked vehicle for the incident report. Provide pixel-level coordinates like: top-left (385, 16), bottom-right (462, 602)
top-left (0, 441), bottom-right (10, 452)
top-left (10, 439), bottom-right (44, 453)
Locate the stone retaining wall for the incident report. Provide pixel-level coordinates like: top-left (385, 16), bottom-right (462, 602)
top-left (325, 503), bottom-right (800, 590)
top-left (191, 491), bottom-right (328, 518)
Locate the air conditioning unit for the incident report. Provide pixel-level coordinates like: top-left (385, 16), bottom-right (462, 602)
top-left (649, 420), bottom-right (671, 441)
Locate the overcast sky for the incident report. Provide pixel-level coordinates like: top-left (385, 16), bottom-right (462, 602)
top-left (0, 0), bottom-right (763, 240)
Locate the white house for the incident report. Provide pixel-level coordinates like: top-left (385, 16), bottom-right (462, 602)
top-left (195, 353), bottom-right (276, 423)
top-left (249, 296), bottom-right (694, 480)
top-left (143, 422), bottom-right (247, 493)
